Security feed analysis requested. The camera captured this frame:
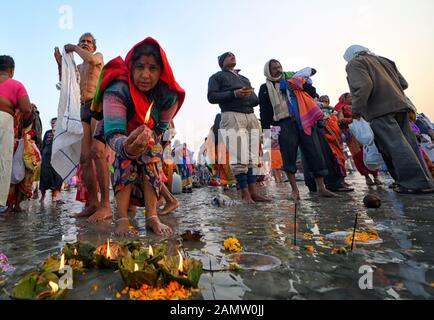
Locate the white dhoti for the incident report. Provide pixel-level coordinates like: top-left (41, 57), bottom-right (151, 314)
top-left (0, 111), bottom-right (14, 206)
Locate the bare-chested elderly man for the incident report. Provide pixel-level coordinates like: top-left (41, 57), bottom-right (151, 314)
top-left (54, 32), bottom-right (112, 222)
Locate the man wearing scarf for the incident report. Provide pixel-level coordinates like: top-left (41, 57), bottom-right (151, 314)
top-left (258, 59), bottom-right (338, 201)
top-left (54, 33), bottom-right (111, 222)
top-left (207, 52), bottom-right (271, 203)
top-left (344, 45), bottom-right (434, 194)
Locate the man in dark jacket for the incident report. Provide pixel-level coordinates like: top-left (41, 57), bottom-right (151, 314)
top-left (208, 52), bottom-right (271, 203)
top-left (345, 45), bottom-right (434, 194)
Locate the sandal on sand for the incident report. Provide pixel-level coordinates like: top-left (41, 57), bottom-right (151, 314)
top-left (394, 186), bottom-right (417, 194)
top-left (395, 186), bottom-right (434, 194)
top-left (418, 188), bottom-right (434, 194)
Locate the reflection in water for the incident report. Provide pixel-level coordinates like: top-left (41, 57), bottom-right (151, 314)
top-left (1, 174), bottom-right (433, 300)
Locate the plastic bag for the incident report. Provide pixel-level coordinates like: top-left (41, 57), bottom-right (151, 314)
top-left (11, 139), bottom-right (25, 184)
top-left (363, 142), bottom-right (384, 171)
top-left (349, 118), bottom-right (374, 145)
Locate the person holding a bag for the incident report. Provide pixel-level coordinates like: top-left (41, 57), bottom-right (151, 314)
top-left (3, 107), bottom-right (40, 213)
top-left (335, 93), bottom-right (382, 186)
top-left (0, 55), bottom-right (34, 211)
top-left (344, 45), bottom-right (434, 194)
top-left (259, 59), bottom-right (339, 200)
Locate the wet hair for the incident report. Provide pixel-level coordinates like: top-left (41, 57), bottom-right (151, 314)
top-left (79, 32), bottom-right (97, 50)
top-left (0, 55), bottom-right (15, 72)
top-left (131, 42), bottom-right (163, 69)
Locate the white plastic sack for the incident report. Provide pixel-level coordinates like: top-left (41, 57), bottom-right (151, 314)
top-left (11, 139), bottom-right (25, 184)
top-left (349, 118), bottom-right (374, 145)
top-left (51, 50), bottom-right (83, 181)
top-left (363, 142), bottom-right (384, 171)
top-left (171, 172), bottom-right (182, 194)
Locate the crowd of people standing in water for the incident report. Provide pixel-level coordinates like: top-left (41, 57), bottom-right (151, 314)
top-left (1, 33), bottom-right (434, 237)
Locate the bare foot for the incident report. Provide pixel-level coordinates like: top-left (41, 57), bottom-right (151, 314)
top-left (156, 198), bottom-right (164, 209)
top-left (318, 189), bottom-right (339, 198)
top-left (75, 204), bottom-right (98, 218)
top-left (251, 193), bottom-right (272, 202)
top-left (87, 206), bottom-right (112, 223)
top-left (114, 218), bottom-right (138, 237)
top-left (241, 190), bottom-right (255, 204)
top-left (146, 216), bottom-right (173, 236)
top-left (159, 199), bottom-right (179, 216)
top-left (290, 190), bottom-right (301, 201)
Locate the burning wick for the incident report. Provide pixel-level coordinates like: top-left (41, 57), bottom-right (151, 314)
top-left (73, 248), bottom-right (78, 256)
top-left (134, 263), bottom-right (139, 272)
top-left (106, 239), bottom-right (111, 260)
top-left (59, 253), bottom-right (65, 270)
top-left (144, 101), bottom-right (155, 125)
top-left (148, 245), bottom-right (154, 258)
top-left (177, 250), bottom-right (184, 275)
top-left (48, 281), bottom-right (59, 294)
top-left (144, 101), bottom-right (155, 146)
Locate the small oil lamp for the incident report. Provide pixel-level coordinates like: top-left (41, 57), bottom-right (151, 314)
top-left (119, 256), bottom-right (160, 288)
top-left (48, 281), bottom-right (59, 294)
top-left (158, 250), bottom-right (203, 288)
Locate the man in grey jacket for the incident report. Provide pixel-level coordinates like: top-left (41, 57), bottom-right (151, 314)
top-left (345, 45), bottom-right (434, 194)
top-left (208, 52), bottom-right (271, 203)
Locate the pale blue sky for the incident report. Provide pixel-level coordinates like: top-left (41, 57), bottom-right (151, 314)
top-left (2, 0), bottom-right (434, 153)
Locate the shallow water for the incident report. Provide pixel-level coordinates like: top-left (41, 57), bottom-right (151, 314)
top-left (1, 173), bottom-right (433, 300)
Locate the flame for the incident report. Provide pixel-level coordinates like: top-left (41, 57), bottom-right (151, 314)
top-left (59, 253), bottom-right (65, 270)
top-left (106, 239), bottom-right (111, 260)
top-left (144, 101), bottom-right (155, 125)
top-left (48, 281), bottom-right (59, 294)
top-left (134, 263), bottom-right (139, 272)
top-left (177, 250), bottom-right (183, 274)
top-left (73, 248), bottom-right (78, 256)
top-left (148, 245), bottom-right (154, 257)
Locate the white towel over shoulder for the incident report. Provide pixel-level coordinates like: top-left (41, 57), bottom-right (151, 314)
top-left (51, 50), bottom-right (83, 181)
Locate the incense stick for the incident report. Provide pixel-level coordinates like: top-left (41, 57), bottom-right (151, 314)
top-left (294, 202), bottom-right (297, 246)
top-left (351, 212), bottom-right (358, 251)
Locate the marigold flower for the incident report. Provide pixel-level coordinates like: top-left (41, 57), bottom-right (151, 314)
top-left (224, 237), bottom-right (242, 253)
